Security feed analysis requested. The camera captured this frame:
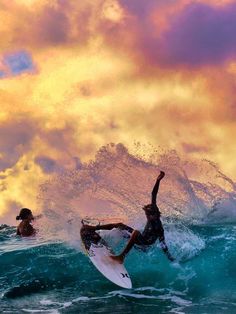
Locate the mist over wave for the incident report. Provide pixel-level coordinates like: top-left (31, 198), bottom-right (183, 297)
top-left (37, 143), bottom-right (236, 232)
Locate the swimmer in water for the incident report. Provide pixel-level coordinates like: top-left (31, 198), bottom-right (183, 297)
top-left (16, 208), bottom-right (36, 237)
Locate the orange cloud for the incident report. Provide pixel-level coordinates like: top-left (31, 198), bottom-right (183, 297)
top-left (1, 0), bottom-right (236, 224)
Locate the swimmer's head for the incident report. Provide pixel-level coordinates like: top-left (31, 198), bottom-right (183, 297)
top-left (16, 208), bottom-right (33, 221)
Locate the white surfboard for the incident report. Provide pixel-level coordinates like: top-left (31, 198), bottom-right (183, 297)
top-left (85, 241), bottom-right (132, 289)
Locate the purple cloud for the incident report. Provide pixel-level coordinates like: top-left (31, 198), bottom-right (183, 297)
top-left (0, 70), bottom-right (5, 78)
top-left (34, 156), bottom-right (57, 174)
top-left (73, 157), bottom-right (83, 170)
top-left (119, 0), bottom-right (160, 18)
top-left (148, 3), bottom-right (236, 66)
top-left (116, 2), bottom-right (236, 67)
top-left (0, 119), bottom-right (37, 171)
top-left (36, 4), bottom-right (70, 45)
top-left (41, 126), bottom-right (75, 152)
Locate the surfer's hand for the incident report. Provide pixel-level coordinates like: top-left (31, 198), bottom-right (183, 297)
top-left (166, 252), bottom-right (175, 262)
top-left (157, 171), bottom-right (165, 180)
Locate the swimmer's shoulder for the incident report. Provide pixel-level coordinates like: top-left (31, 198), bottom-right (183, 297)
top-left (17, 221), bottom-right (35, 237)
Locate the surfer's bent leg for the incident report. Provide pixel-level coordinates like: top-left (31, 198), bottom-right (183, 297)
top-left (81, 223), bottom-right (131, 233)
top-left (81, 223), bottom-right (134, 251)
top-left (110, 230), bottom-right (141, 264)
top-left (80, 225), bottom-right (102, 250)
top-left (95, 223), bottom-right (133, 233)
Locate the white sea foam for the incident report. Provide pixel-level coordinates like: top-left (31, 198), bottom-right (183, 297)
top-left (23, 309), bottom-right (60, 314)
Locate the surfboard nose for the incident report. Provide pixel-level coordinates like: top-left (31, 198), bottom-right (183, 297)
top-left (119, 279), bottom-right (132, 289)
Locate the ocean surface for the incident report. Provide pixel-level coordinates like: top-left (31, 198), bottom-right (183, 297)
top-left (1, 144), bottom-right (236, 313)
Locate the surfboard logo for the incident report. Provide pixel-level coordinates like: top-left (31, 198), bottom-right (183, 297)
top-left (120, 273), bottom-right (130, 279)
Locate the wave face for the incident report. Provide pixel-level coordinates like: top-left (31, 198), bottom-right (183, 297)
top-left (1, 144), bottom-right (236, 313)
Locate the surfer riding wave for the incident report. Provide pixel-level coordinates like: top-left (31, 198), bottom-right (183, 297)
top-left (80, 171), bottom-right (174, 264)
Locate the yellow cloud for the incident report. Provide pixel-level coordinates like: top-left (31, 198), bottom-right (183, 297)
top-left (1, 0), bottom-right (236, 224)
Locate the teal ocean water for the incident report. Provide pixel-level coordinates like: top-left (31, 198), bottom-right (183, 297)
top-left (1, 223), bottom-right (236, 313)
top-left (1, 144), bottom-right (236, 313)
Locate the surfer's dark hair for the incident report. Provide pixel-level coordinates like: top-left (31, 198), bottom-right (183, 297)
top-left (16, 208), bottom-right (32, 220)
top-left (143, 204), bottom-right (161, 216)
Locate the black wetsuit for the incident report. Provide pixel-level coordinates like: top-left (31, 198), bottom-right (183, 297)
top-left (127, 176), bottom-right (166, 248)
top-left (136, 218), bottom-right (164, 245)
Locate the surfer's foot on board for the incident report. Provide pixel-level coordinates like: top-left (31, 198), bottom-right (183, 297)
top-left (110, 254), bottom-right (124, 264)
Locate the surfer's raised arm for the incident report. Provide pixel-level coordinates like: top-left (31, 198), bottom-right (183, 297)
top-left (151, 171), bottom-right (165, 206)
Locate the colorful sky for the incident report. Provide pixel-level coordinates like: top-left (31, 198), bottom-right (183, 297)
top-left (1, 0), bottom-right (236, 222)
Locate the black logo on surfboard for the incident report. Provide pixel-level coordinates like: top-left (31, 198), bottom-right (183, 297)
top-left (120, 273), bottom-right (130, 279)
